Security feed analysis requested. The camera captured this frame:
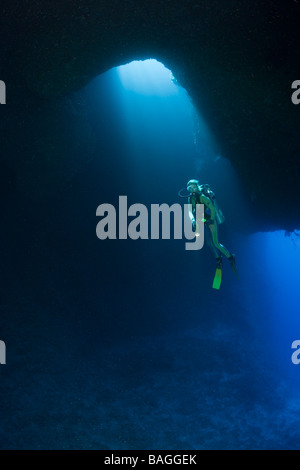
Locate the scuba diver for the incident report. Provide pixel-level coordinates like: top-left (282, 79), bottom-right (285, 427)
top-left (182, 180), bottom-right (237, 290)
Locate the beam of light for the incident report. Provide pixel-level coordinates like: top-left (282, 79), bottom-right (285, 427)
top-left (88, 58), bottom-right (219, 204)
top-left (244, 230), bottom-right (300, 322)
top-left (114, 59), bottom-right (216, 171)
top-left (114, 59), bottom-right (200, 188)
top-left (116, 59), bottom-right (179, 96)
top-left (238, 230), bottom-right (300, 386)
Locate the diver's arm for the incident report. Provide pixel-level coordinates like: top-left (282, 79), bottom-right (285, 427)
top-left (188, 196), bottom-right (197, 231)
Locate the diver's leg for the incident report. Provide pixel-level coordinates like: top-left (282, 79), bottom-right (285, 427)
top-left (208, 222), bottom-right (238, 278)
top-left (207, 223), bottom-right (223, 289)
top-left (208, 222), bottom-right (232, 259)
top-left (205, 224), bottom-right (221, 259)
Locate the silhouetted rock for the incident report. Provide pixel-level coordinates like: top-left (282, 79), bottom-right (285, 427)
top-left (0, 0), bottom-right (299, 230)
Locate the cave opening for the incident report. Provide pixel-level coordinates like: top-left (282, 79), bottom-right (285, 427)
top-left (1, 0), bottom-right (300, 450)
top-left (85, 58), bottom-right (300, 393)
top-left (1, 54), bottom-right (300, 450)
top-left (87, 58), bottom-right (221, 206)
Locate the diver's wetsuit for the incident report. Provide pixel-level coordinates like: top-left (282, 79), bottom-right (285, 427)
top-left (189, 191), bottom-right (232, 260)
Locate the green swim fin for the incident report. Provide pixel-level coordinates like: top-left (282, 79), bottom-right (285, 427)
top-left (213, 257), bottom-right (223, 290)
top-left (213, 268), bottom-right (222, 290)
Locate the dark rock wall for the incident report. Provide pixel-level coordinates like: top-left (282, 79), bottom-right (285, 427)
top-left (1, 0), bottom-right (299, 230)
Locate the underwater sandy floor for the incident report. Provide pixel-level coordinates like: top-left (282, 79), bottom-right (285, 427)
top-left (1, 296), bottom-right (300, 450)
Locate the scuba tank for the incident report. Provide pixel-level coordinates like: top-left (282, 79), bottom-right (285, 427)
top-left (213, 199), bottom-right (225, 225)
top-left (199, 184), bottom-right (225, 224)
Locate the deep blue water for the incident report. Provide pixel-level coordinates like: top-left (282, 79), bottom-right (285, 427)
top-left (0, 60), bottom-right (300, 450)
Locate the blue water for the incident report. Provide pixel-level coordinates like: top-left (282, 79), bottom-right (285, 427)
top-left (1, 60), bottom-right (300, 450)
